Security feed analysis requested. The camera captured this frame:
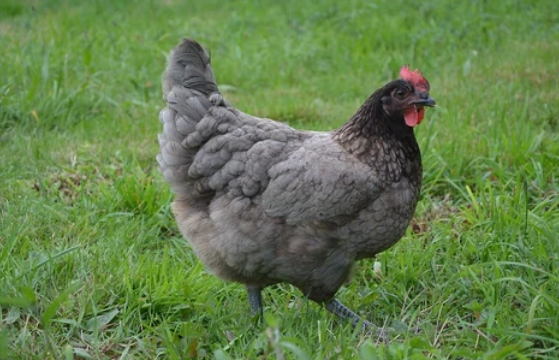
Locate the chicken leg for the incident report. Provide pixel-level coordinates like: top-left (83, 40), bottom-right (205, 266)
top-left (325, 298), bottom-right (389, 341)
top-left (247, 287), bottom-right (388, 340)
top-left (246, 285), bottom-right (263, 317)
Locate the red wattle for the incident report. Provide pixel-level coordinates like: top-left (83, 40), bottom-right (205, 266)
top-left (417, 108), bottom-right (425, 124)
top-left (404, 107), bottom-right (419, 127)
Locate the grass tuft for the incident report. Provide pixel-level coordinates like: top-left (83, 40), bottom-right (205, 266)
top-left (1, 0), bottom-right (558, 358)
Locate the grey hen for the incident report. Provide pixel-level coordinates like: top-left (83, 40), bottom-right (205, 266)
top-left (157, 39), bottom-right (435, 338)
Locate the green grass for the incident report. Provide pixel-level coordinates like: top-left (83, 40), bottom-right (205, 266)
top-left (1, 0), bottom-right (559, 358)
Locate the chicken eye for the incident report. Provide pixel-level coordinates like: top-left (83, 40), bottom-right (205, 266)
top-left (394, 88), bottom-right (407, 99)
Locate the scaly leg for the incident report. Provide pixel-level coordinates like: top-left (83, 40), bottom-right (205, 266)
top-left (324, 298), bottom-right (389, 341)
top-left (246, 285), bottom-right (263, 317)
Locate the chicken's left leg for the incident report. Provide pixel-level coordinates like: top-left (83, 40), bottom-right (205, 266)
top-left (246, 285), bottom-right (263, 317)
top-left (325, 298), bottom-right (388, 341)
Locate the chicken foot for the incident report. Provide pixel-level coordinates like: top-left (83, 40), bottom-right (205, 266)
top-left (246, 285), bottom-right (263, 317)
top-left (324, 298), bottom-right (389, 341)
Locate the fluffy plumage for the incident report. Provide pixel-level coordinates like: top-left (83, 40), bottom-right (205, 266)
top-left (157, 39), bottom-right (435, 338)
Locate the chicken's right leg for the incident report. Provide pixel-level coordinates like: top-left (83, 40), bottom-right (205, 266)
top-left (324, 298), bottom-right (388, 341)
top-left (246, 285), bottom-right (263, 317)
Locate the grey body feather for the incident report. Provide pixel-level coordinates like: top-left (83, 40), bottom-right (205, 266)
top-left (158, 39), bottom-right (423, 303)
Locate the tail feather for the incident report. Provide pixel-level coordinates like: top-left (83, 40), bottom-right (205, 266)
top-left (158, 38), bottom-right (220, 200)
top-left (162, 38), bottom-right (218, 97)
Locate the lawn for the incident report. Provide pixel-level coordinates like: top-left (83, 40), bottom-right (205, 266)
top-left (1, 0), bottom-right (559, 359)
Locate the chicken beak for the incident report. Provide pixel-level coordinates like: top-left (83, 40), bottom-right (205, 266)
top-left (412, 93), bottom-right (436, 107)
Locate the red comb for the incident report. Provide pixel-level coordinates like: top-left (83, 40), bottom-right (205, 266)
top-left (400, 65), bottom-right (430, 92)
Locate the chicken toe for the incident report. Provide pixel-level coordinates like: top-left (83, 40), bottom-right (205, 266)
top-left (324, 298), bottom-right (389, 342)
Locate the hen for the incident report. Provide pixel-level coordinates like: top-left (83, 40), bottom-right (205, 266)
top-left (157, 39), bottom-right (435, 337)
